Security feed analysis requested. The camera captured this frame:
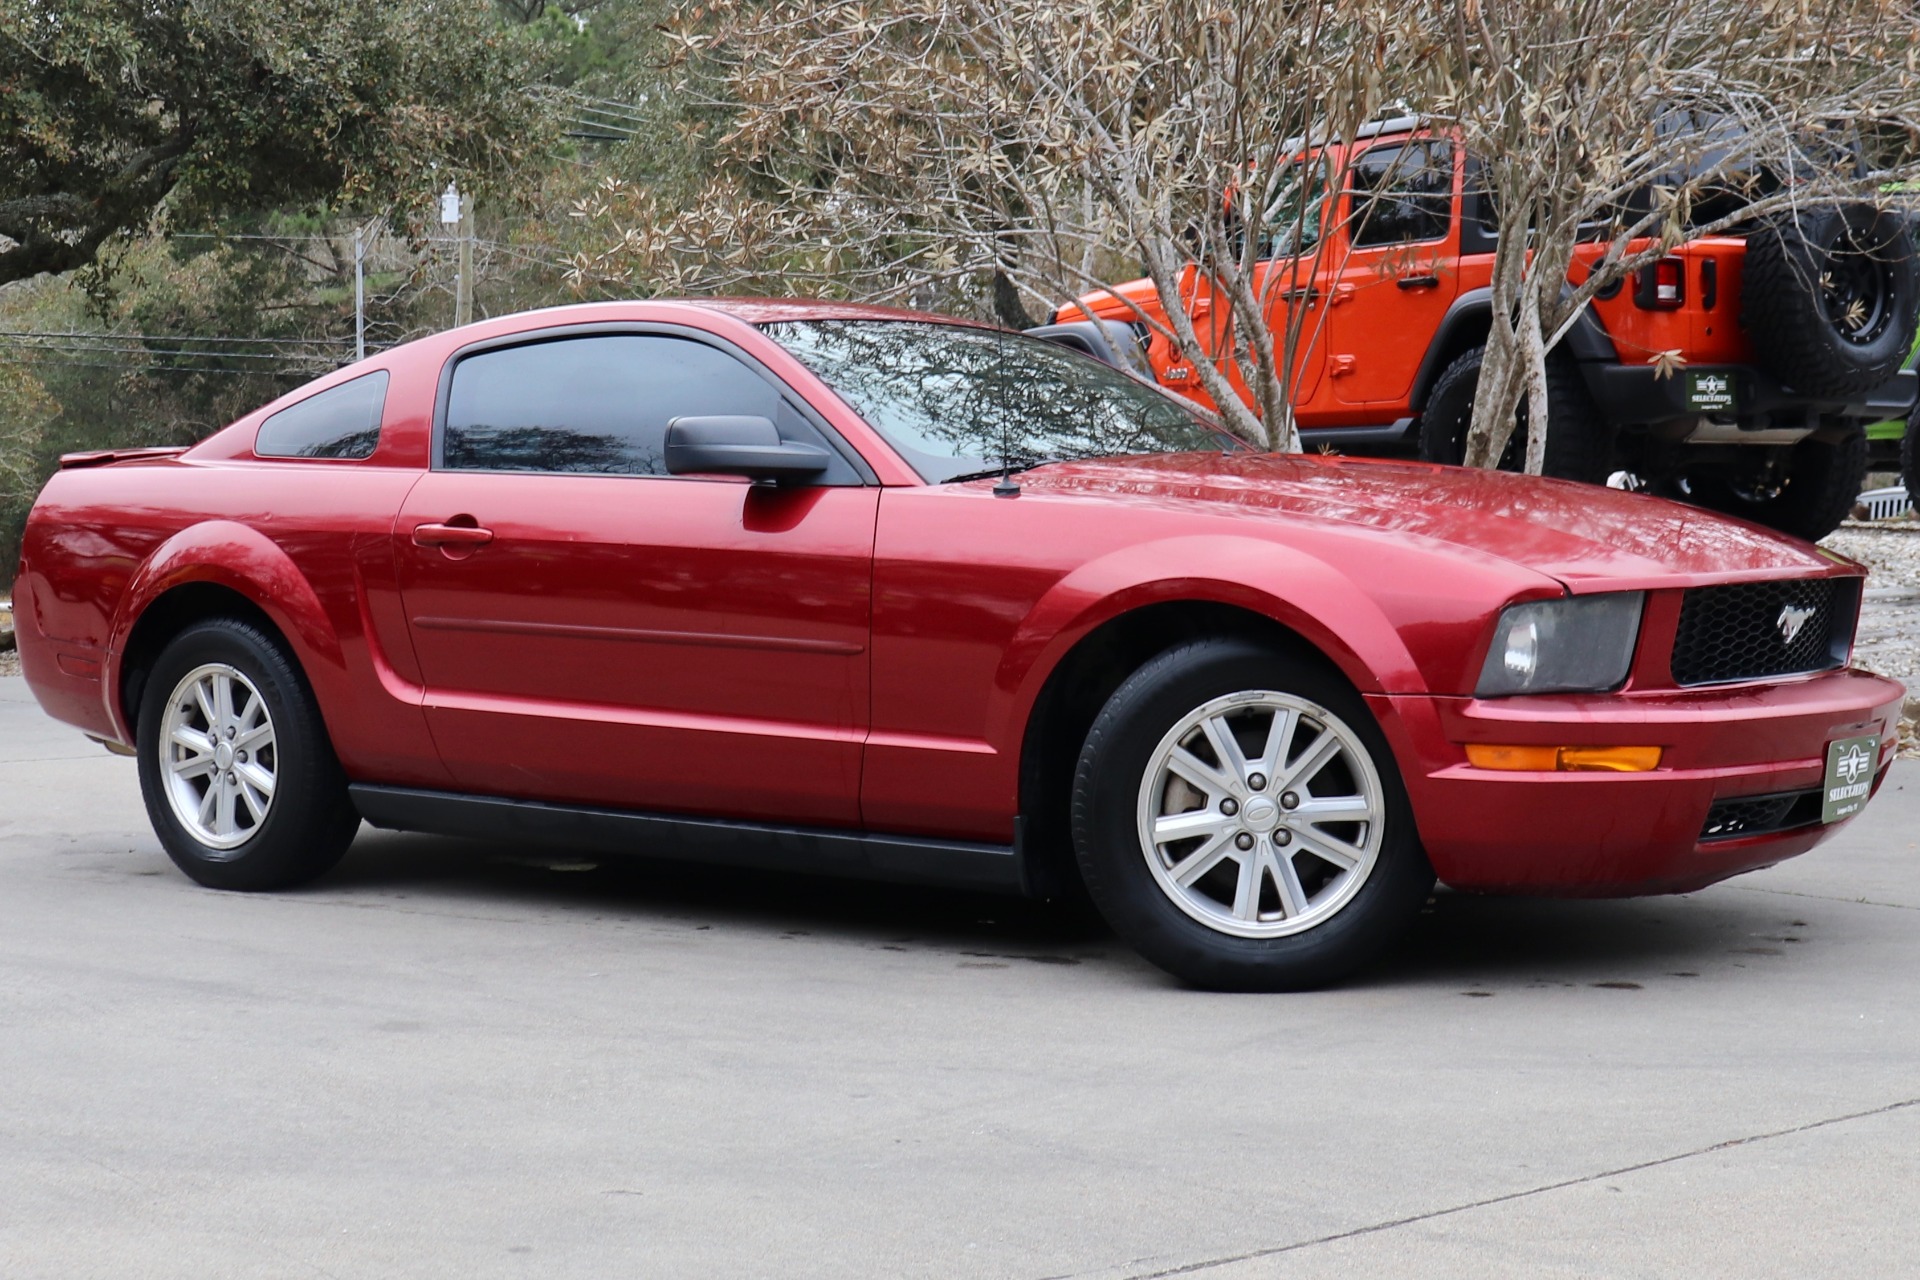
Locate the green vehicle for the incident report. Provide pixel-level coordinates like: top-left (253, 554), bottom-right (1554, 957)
top-left (1871, 332), bottom-right (1920, 515)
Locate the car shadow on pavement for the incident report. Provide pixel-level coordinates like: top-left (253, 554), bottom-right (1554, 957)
top-left (299, 826), bottom-right (1801, 991)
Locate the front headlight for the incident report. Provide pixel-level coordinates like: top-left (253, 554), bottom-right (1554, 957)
top-left (1475, 592), bottom-right (1645, 696)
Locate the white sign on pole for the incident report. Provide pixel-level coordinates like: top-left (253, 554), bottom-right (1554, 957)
top-left (439, 182), bottom-right (462, 226)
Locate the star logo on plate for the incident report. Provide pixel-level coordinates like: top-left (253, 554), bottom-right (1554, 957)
top-left (1837, 742), bottom-right (1872, 785)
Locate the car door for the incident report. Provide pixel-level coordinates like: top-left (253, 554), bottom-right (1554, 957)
top-left (394, 327), bottom-right (877, 827)
top-left (1165, 161), bottom-right (1332, 411)
top-left (1323, 139), bottom-right (1463, 408)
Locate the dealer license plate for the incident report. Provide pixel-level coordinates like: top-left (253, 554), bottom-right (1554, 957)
top-left (1821, 735), bottom-right (1878, 824)
top-left (1685, 371), bottom-right (1737, 413)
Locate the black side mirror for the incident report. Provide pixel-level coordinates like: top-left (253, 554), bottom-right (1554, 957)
top-left (664, 416), bottom-right (830, 483)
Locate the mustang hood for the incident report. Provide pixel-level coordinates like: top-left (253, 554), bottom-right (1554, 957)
top-left (1019, 453), bottom-right (1850, 590)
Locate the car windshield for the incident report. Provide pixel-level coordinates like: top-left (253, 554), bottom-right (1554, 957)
top-left (762, 319), bottom-right (1245, 482)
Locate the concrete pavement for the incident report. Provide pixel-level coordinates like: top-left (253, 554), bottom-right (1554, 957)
top-left (2, 672), bottom-right (1917, 1279)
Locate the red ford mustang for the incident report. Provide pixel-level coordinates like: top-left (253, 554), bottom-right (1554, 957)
top-left (11, 300), bottom-right (1905, 989)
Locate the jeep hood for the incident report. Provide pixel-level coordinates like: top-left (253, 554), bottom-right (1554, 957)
top-left (1015, 452), bottom-right (1852, 591)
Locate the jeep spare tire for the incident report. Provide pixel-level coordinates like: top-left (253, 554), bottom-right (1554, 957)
top-left (1742, 204), bottom-right (1919, 399)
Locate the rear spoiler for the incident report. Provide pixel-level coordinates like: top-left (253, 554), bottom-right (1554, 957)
top-left (59, 446), bottom-right (189, 470)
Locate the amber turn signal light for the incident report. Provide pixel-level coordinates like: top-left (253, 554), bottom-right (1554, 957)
top-left (1465, 744), bottom-right (1663, 773)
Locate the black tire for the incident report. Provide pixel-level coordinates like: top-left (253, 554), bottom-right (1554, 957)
top-left (1904, 403), bottom-right (1920, 517)
top-left (1689, 431), bottom-right (1868, 542)
top-left (1416, 345), bottom-right (1614, 483)
top-left (1742, 205), bottom-right (1920, 399)
top-left (1070, 638), bottom-right (1433, 992)
top-left (136, 617), bottom-right (360, 890)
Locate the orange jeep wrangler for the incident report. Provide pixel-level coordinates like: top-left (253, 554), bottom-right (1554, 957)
top-left (1043, 117), bottom-right (1919, 541)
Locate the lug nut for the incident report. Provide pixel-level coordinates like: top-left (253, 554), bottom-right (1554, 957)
top-left (1281, 791), bottom-right (1300, 810)
top-left (1234, 832), bottom-right (1255, 851)
top-left (236, 750), bottom-right (248, 764)
top-left (226, 727), bottom-right (237, 740)
top-left (1247, 772), bottom-right (1267, 791)
top-left (1220, 798), bottom-right (1239, 817)
top-left (1274, 830), bottom-right (1293, 847)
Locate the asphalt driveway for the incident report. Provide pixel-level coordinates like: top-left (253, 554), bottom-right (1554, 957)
top-left (2, 673), bottom-right (1916, 1278)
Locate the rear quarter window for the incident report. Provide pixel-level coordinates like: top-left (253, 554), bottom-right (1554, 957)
top-left (255, 370), bottom-right (389, 460)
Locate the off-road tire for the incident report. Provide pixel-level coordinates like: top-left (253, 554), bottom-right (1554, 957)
top-left (1069, 638), bottom-right (1433, 992)
top-left (1904, 403), bottom-right (1920, 518)
top-left (1743, 205), bottom-right (1919, 399)
top-left (1416, 345), bottom-right (1614, 483)
top-left (1690, 430), bottom-right (1869, 542)
top-left (136, 617), bottom-right (360, 890)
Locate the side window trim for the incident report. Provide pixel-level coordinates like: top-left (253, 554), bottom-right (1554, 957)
top-left (431, 321), bottom-right (877, 484)
top-left (1345, 140), bottom-right (1458, 250)
top-left (254, 368), bottom-right (390, 461)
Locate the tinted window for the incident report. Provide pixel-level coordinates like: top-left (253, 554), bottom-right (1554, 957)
top-left (1256, 161), bottom-right (1330, 258)
top-left (255, 370), bottom-right (388, 459)
top-left (764, 321), bottom-right (1241, 483)
top-left (1348, 142), bottom-right (1455, 247)
top-left (443, 335), bottom-right (783, 474)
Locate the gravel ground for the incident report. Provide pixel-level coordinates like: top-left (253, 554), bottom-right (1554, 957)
top-left (1823, 523), bottom-right (1920, 755)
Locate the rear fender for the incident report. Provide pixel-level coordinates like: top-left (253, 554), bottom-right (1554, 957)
top-left (107, 521), bottom-right (345, 742)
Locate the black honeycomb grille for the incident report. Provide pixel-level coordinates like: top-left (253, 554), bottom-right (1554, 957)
top-left (1700, 789), bottom-right (1822, 842)
top-left (1671, 578), bottom-right (1849, 686)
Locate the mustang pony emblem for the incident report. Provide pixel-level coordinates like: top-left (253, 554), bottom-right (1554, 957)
top-left (1776, 603), bottom-right (1815, 645)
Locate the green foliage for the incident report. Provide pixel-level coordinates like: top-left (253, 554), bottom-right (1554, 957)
top-left (0, 0), bottom-right (550, 287)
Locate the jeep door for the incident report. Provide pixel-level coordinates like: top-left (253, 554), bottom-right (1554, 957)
top-left (393, 327), bottom-right (877, 825)
top-left (1322, 139), bottom-right (1463, 410)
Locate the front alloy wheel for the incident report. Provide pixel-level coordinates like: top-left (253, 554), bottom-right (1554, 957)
top-left (1138, 691), bottom-right (1383, 938)
top-left (1072, 638), bottom-right (1433, 991)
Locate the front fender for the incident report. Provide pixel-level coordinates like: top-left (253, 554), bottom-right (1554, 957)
top-left (106, 521), bottom-right (346, 741)
top-left (987, 534), bottom-right (1424, 750)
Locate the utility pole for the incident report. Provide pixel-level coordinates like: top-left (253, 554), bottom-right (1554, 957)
top-left (440, 181), bottom-right (473, 329)
top-left (456, 196), bottom-right (475, 328)
top-left (353, 223), bottom-right (367, 361)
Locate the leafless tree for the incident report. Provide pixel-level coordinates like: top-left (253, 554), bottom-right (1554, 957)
top-left (564, 0), bottom-right (1437, 449)
top-left (1424, 0), bottom-right (1920, 471)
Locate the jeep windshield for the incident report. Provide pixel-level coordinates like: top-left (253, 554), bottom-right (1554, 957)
top-left (763, 319), bottom-right (1247, 483)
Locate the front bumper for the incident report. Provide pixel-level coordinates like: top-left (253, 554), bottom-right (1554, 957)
top-left (1369, 667), bottom-right (1905, 895)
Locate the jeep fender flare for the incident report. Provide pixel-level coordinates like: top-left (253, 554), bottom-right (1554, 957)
top-left (1408, 287), bottom-right (1618, 412)
top-left (107, 520), bottom-right (346, 742)
top-left (988, 534), bottom-right (1425, 754)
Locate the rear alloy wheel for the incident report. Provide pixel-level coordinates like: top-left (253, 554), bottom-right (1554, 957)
top-left (137, 618), bottom-right (361, 890)
top-left (1071, 639), bottom-right (1433, 991)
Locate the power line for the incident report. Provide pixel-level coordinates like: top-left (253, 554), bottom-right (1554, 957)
top-left (0, 329), bottom-right (352, 348)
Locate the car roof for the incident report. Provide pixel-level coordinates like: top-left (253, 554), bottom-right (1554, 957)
top-left (668, 298), bottom-right (1000, 329)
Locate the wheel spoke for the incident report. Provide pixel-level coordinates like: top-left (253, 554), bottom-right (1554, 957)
top-left (1231, 846), bottom-right (1264, 920)
top-left (1280, 727), bottom-right (1342, 792)
top-left (1295, 830), bottom-right (1364, 873)
top-left (212, 675), bottom-right (236, 734)
top-left (236, 760), bottom-right (276, 802)
top-left (191, 678), bottom-right (219, 729)
top-left (1293, 795), bottom-right (1373, 825)
top-left (1199, 715), bottom-right (1252, 785)
top-left (1152, 808), bottom-right (1236, 845)
top-left (213, 774), bottom-right (237, 836)
top-left (1270, 844), bottom-right (1310, 917)
top-left (1257, 706), bottom-right (1299, 781)
top-left (171, 754), bottom-right (215, 780)
top-left (1166, 746), bottom-right (1237, 799)
top-left (197, 778), bottom-right (219, 827)
top-left (1167, 832), bottom-right (1235, 887)
top-left (237, 775), bottom-right (270, 824)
